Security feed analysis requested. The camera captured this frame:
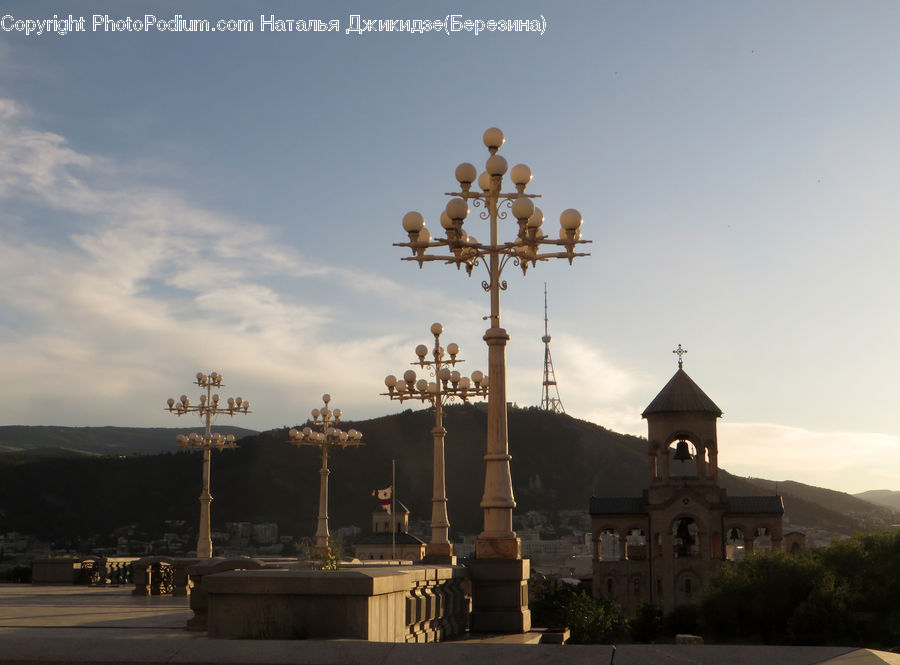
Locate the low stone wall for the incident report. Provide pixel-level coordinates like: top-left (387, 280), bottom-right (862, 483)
top-left (186, 557), bottom-right (266, 631)
top-left (204, 565), bottom-right (469, 642)
top-left (31, 558), bottom-right (79, 585)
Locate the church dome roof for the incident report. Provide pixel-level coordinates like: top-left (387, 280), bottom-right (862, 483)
top-left (641, 368), bottom-right (723, 417)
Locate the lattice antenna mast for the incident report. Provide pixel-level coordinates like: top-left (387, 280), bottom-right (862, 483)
top-left (540, 283), bottom-right (565, 413)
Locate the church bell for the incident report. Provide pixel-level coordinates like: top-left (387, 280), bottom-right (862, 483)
top-left (673, 439), bottom-right (693, 462)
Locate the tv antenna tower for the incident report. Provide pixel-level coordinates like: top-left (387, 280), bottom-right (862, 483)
top-left (540, 283), bottom-right (565, 413)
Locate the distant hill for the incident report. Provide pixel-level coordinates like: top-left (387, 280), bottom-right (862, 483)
top-left (0, 409), bottom-right (895, 544)
top-left (0, 425), bottom-right (258, 457)
top-left (855, 489), bottom-right (900, 512)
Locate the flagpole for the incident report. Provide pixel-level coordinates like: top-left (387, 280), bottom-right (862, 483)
top-left (392, 458), bottom-right (396, 560)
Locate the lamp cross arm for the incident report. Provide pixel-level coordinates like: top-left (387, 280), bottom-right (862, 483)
top-left (530, 250), bottom-right (592, 261)
top-left (444, 191), bottom-right (542, 201)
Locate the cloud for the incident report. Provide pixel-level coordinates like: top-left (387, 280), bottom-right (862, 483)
top-left (0, 97), bottom-right (425, 427)
top-left (718, 422), bottom-right (900, 494)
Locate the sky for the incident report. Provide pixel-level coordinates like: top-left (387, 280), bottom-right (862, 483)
top-left (0, 1), bottom-right (898, 495)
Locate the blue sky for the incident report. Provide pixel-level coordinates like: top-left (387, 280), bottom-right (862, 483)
top-left (1, 1), bottom-right (898, 494)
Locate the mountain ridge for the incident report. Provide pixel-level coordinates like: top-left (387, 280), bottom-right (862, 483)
top-left (0, 410), bottom-right (894, 546)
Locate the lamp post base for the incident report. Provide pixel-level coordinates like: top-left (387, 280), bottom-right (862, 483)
top-left (468, 557), bottom-right (531, 633)
top-left (474, 536), bottom-right (521, 559)
top-left (422, 542), bottom-right (456, 565)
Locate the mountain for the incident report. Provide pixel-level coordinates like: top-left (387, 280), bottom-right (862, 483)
top-left (0, 408), bottom-right (895, 545)
top-left (0, 425), bottom-right (258, 457)
top-left (855, 489), bottom-right (900, 512)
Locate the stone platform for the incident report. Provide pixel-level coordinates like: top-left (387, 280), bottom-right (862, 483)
top-left (1, 585), bottom-right (899, 665)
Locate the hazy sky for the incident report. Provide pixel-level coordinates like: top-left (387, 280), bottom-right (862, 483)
top-left (1, 1), bottom-right (898, 494)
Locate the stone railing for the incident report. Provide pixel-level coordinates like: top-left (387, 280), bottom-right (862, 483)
top-left (131, 556), bottom-right (197, 596)
top-left (405, 565), bottom-right (469, 642)
top-left (201, 564), bottom-right (469, 642)
top-left (32, 557), bottom-right (136, 586)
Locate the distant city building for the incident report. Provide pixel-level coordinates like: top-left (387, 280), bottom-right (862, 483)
top-left (354, 503), bottom-right (425, 562)
top-left (590, 355), bottom-right (793, 616)
top-left (251, 523), bottom-right (278, 546)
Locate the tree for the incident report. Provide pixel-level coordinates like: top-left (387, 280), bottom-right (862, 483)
top-left (531, 586), bottom-right (623, 644)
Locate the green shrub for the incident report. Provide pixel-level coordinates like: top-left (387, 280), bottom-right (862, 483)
top-left (532, 586), bottom-right (623, 644)
top-left (664, 604), bottom-right (700, 637)
top-left (630, 602), bottom-right (662, 642)
top-left (1, 564), bottom-right (32, 583)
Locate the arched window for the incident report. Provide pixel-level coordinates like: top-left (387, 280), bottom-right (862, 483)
top-left (672, 518), bottom-right (700, 558)
top-left (599, 529), bottom-right (621, 561)
top-left (626, 529), bottom-right (648, 560)
top-left (753, 527), bottom-right (772, 552)
top-left (725, 527), bottom-right (745, 561)
top-left (668, 439), bottom-right (698, 478)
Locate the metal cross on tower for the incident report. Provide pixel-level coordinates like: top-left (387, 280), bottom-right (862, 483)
top-left (673, 343), bottom-right (688, 369)
top-left (540, 283), bottom-right (565, 413)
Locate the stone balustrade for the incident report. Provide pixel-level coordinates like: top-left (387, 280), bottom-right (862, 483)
top-left (131, 556), bottom-right (197, 596)
top-left (202, 564), bottom-right (469, 642)
top-left (32, 557), bottom-right (136, 586)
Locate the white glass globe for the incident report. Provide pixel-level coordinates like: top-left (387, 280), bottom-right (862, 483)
top-left (486, 154), bottom-right (508, 176)
top-left (510, 163), bottom-right (532, 186)
top-left (482, 127), bottom-right (505, 150)
top-left (528, 207), bottom-right (544, 229)
top-left (512, 196), bottom-right (535, 221)
top-left (560, 208), bottom-right (583, 230)
top-left (455, 162), bottom-right (477, 184)
top-left (402, 211), bottom-right (425, 232)
top-left (445, 198), bottom-right (468, 222)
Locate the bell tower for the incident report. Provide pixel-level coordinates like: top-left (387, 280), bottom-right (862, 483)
top-left (591, 346), bottom-right (786, 616)
top-left (641, 345), bottom-right (722, 485)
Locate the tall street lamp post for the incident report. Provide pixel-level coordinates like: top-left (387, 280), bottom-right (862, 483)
top-left (289, 394), bottom-right (363, 554)
top-left (166, 371), bottom-right (250, 558)
top-left (382, 322), bottom-right (488, 564)
top-left (395, 128), bottom-right (590, 631)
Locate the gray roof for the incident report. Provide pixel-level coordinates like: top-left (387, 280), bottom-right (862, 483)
top-left (726, 496), bottom-right (784, 514)
top-left (642, 369), bottom-right (723, 417)
top-left (589, 497), bottom-right (645, 515)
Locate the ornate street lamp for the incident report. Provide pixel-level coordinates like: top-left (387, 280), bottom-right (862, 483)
top-left (166, 371), bottom-right (250, 558)
top-left (289, 394), bottom-right (363, 552)
top-left (382, 322), bottom-right (488, 563)
top-left (394, 128), bottom-right (590, 631)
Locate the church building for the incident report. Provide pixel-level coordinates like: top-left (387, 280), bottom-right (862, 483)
top-left (590, 349), bottom-right (785, 615)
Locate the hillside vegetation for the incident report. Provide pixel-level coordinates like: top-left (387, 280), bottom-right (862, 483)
top-left (0, 407), bottom-right (894, 543)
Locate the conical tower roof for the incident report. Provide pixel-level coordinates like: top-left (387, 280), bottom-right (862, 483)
top-left (641, 368), bottom-right (722, 418)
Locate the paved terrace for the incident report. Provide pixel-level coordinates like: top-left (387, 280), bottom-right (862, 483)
top-left (0, 585), bottom-right (898, 665)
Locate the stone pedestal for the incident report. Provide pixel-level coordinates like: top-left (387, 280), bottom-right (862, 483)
top-left (468, 557), bottom-right (531, 633)
top-left (475, 536), bottom-right (521, 559)
top-left (422, 542), bottom-right (456, 566)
